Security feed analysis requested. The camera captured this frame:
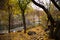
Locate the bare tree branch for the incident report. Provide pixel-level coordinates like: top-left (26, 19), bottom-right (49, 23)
top-left (51, 0), bottom-right (60, 11)
top-left (32, 0), bottom-right (55, 23)
top-left (32, 0), bottom-right (55, 38)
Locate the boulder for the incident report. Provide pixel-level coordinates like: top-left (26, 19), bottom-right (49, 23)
top-left (27, 31), bottom-right (36, 35)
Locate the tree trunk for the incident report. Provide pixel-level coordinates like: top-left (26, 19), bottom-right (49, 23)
top-left (8, 5), bottom-right (12, 33)
top-left (32, 0), bottom-right (55, 38)
top-left (22, 10), bottom-right (26, 33)
top-left (51, 0), bottom-right (60, 11)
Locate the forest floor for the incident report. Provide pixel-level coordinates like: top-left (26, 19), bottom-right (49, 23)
top-left (0, 26), bottom-right (54, 40)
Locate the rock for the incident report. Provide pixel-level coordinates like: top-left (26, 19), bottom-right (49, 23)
top-left (36, 29), bottom-right (39, 30)
top-left (27, 31), bottom-right (36, 35)
top-left (17, 30), bottom-right (22, 32)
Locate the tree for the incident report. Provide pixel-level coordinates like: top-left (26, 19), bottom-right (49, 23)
top-left (18, 0), bottom-right (31, 33)
top-left (51, 0), bottom-right (60, 10)
top-left (32, 0), bottom-right (60, 39)
top-left (0, 0), bottom-right (10, 32)
top-left (0, 0), bottom-right (7, 10)
top-left (8, 5), bottom-right (13, 33)
top-left (32, 0), bottom-right (55, 38)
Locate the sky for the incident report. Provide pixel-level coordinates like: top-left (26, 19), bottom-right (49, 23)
top-left (31, 0), bottom-right (49, 11)
top-left (31, 2), bottom-right (43, 11)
